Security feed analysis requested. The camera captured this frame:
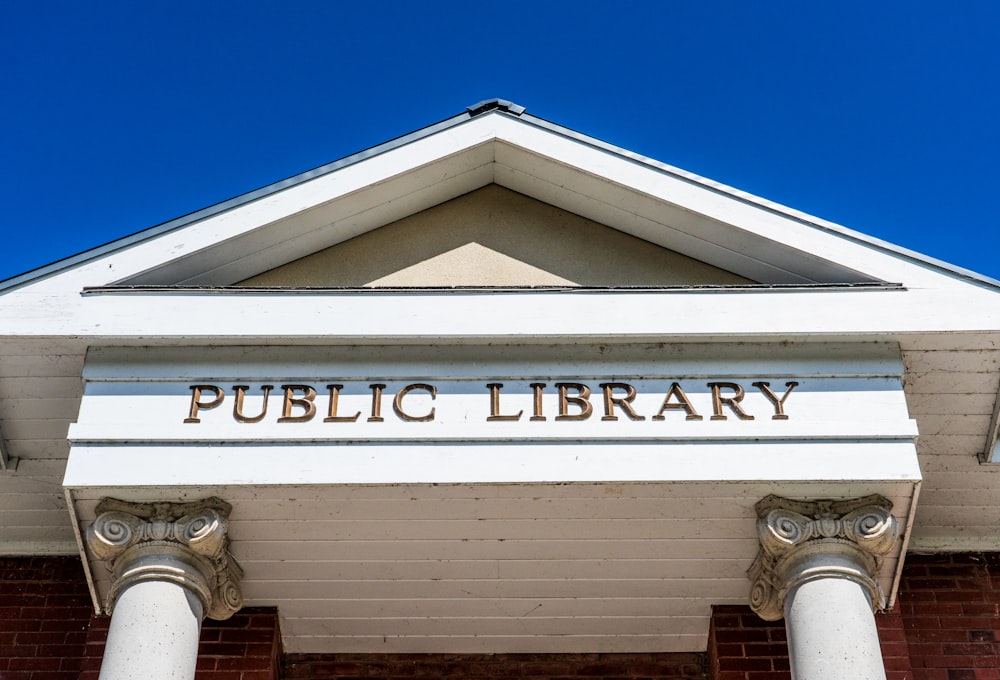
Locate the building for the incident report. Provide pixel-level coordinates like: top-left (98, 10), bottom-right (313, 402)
top-left (2, 99), bottom-right (1000, 680)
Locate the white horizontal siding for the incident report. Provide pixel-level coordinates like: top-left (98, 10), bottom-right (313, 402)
top-left (0, 376), bottom-right (83, 400)
top-left (4, 418), bottom-right (72, 440)
top-left (125, 518), bottom-right (815, 542)
top-left (0, 349), bottom-right (83, 461)
top-left (905, 371), bottom-right (998, 394)
top-left (242, 580), bottom-right (753, 603)
top-left (236, 558), bottom-right (751, 581)
top-left (905, 392), bottom-right (993, 416)
top-left (916, 434), bottom-right (983, 456)
top-left (0, 354), bottom-right (85, 378)
top-left (913, 414), bottom-right (991, 436)
top-left (0, 397), bottom-right (84, 420)
top-left (287, 633), bottom-right (707, 654)
top-left (904, 350), bottom-right (1000, 375)
top-left (76, 480), bottom-right (912, 653)
top-left (269, 597), bottom-right (717, 618)
top-left (281, 615), bottom-right (711, 637)
top-left (227, 538), bottom-right (761, 562)
top-left (5, 438), bottom-right (70, 459)
top-left (903, 349), bottom-right (1000, 551)
top-left (0, 459), bottom-right (76, 554)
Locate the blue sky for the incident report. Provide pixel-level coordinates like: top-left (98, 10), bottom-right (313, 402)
top-left (2, 2), bottom-right (998, 281)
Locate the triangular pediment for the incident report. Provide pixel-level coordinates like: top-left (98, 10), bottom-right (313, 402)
top-left (238, 186), bottom-right (752, 288)
top-left (4, 101), bottom-right (996, 295)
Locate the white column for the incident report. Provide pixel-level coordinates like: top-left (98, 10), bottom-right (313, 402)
top-left (86, 498), bottom-right (244, 680)
top-left (747, 495), bottom-right (899, 680)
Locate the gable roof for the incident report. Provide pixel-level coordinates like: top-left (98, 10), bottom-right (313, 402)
top-left (3, 98), bottom-right (997, 293)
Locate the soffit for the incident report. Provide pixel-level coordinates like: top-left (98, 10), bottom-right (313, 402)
top-left (70, 480), bottom-right (915, 654)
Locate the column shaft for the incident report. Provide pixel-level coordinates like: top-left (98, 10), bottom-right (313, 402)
top-left (99, 581), bottom-right (204, 680)
top-left (785, 577), bottom-right (886, 680)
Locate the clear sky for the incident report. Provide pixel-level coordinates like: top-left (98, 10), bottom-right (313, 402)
top-left (2, 2), bottom-right (998, 282)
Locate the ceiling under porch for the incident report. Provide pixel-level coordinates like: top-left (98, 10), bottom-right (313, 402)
top-left (68, 479), bottom-right (917, 655)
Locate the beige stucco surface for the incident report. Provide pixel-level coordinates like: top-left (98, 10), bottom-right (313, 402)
top-left (239, 185), bottom-right (751, 287)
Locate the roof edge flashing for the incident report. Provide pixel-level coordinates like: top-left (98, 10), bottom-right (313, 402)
top-left (466, 99), bottom-right (526, 117)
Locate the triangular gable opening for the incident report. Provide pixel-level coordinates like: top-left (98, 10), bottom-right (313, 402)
top-left (237, 186), bottom-right (753, 288)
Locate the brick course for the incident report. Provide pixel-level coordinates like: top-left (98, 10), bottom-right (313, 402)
top-left (0, 557), bottom-right (93, 680)
top-left (708, 554), bottom-right (1000, 679)
top-left (896, 554), bottom-right (1000, 680)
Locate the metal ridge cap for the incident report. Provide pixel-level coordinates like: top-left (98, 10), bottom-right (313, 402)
top-left (466, 98), bottom-right (527, 116)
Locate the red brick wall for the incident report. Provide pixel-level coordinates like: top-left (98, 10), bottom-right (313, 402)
top-left (707, 606), bottom-right (788, 680)
top-left (708, 553), bottom-right (1000, 680)
top-left (707, 604), bottom-right (912, 680)
top-left (284, 652), bottom-right (705, 679)
top-left (0, 556), bottom-right (93, 680)
top-left (0, 556), bottom-right (280, 680)
top-left (878, 601), bottom-right (913, 680)
top-left (197, 609), bottom-right (283, 680)
top-left (895, 553), bottom-right (1000, 680)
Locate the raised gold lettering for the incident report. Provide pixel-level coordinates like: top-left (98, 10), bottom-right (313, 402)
top-left (278, 384), bottom-right (317, 423)
top-left (184, 384), bottom-right (224, 423)
top-left (182, 376), bottom-right (796, 427)
top-left (486, 383), bottom-right (522, 421)
top-left (530, 382), bottom-right (546, 421)
top-left (752, 381), bottom-right (799, 420)
top-left (708, 382), bottom-right (754, 421)
top-left (324, 384), bottom-right (360, 422)
top-left (393, 383), bottom-right (436, 422)
top-left (556, 382), bottom-right (592, 421)
top-left (652, 382), bottom-right (703, 421)
top-left (599, 382), bottom-right (645, 421)
top-left (232, 384), bottom-right (272, 423)
top-left (368, 384), bottom-right (386, 422)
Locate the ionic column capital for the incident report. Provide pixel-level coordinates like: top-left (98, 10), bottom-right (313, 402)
top-left (86, 497), bottom-right (243, 620)
top-left (747, 494), bottom-right (899, 621)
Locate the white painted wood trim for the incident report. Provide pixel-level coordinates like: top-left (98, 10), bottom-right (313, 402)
top-left (63, 487), bottom-right (101, 614)
top-left (5, 287), bottom-right (1000, 340)
top-left (63, 440), bottom-right (922, 488)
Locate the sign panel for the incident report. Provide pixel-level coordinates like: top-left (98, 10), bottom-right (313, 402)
top-left (65, 343), bottom-right (920, 487)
